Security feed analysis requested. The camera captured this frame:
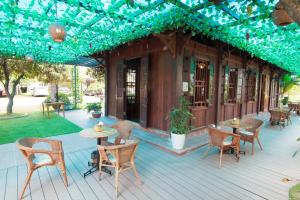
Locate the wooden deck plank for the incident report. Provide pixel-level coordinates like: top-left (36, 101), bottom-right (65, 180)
top-left (38, 167), bottom-right (59, 200)
top-left (29, 168), bottom-right (45, 200)
top-left (138, 143), bottom-right (262, 200)
top-left (68, 151), bottom-right (113, 200)
top-left (74, 150), bottom-right (128, 200)
top-left (0, 168), bottom-right (7, 200)
top-left (18, 165), bottom-right (32, 200)
top-left (78, 149), bottom-right (141, 200)
top-left (5, 166), bottom-right (18, 200)
top-left (64, 154), bottom-right (99, 200)
top-left (53, 163), bottom-right (86, 200)
top-left (46, 166), bottom-right (72, 200)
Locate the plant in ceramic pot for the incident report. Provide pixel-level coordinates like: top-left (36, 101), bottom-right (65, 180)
top-left (282, 96), bottom-right (289, 106)
top-left (169, 96), bottom-right (193, 150)
top-left (86, 102), bottom-right (102, 118)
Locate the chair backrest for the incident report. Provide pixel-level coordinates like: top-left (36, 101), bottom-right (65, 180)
top-left (208, 127), bottom-right (230, 148)
top-left (269, 110), bottom-right (285, 121)
top-left (98, 140), bottom-right (139, 166)
top-left (241, 118), bottom-right (263, 134)
top-left (111, 120), bottom-right (133, 144)
top-left (16, 137), bottom-right (63, 166)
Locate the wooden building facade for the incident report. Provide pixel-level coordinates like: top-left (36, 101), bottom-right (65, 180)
top-left (96, 31), bottom-right (284, 131)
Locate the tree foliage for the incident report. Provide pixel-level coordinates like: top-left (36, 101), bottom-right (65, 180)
top-left (0, 57), bottom-right (41, 114)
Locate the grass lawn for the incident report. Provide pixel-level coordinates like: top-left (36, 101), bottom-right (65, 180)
top-left (290, 183), bottom-right (300, 200)
top-left (0, 112), bottom-right (82, 144)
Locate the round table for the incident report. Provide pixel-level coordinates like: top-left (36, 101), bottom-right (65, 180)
top-left (223, 119), bottom-right (252, 133)
top-left (80, 126), bottom-right (118, 145)
top-left (79, 126), bottom-right (119, 178)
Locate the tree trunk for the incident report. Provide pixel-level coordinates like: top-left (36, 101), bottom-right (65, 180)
top-left (55, 84), bottom-right (59, 102)
top-left (6, 96), bottom-right (14, 114)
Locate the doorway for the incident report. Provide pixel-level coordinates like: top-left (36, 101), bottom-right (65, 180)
top-left (124, 58), bottom-right (140, 122)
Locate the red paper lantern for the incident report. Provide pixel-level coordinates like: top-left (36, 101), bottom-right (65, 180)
top-left (49, 23), bottom-right (66, 42)
top-left (272, 3), bottom-right (294, 26)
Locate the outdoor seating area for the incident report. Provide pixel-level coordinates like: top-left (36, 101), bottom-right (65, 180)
top-left (0, 110), bottom-right (300, 200)
top-left (0, 0), bottom-right (300, 199)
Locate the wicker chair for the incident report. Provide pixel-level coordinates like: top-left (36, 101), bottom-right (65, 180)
top-left (16, 138), bottom-right (68, 200)
top-left (204, 127), bottom-right (241, 168)
top-left (269, 110), bottom-right (286, 128)
top-left (98, 140), bottom-right (141, 197)
top-left (107, 120), bottom-right (133, 145)
top-left (237, 118), bottom-right (263, 155)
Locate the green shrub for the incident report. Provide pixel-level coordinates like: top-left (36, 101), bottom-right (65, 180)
top-left (44, 93), bottom-right (71, 105)
top-left (85, 102), bottom-right (102, 113)
top-left (169, 96), bottom-right (193, 135)
top-left (282, 96), bottom-right (289, 105)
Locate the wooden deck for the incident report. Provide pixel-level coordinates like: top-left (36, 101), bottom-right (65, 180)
top-left (1, 112), bottom-right (300, 200)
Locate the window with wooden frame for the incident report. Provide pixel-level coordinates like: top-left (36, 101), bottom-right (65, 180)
top-left (227, 68), bottom-right (238, 103)
top-left (247, 73), bottom-right (257, 101)
top-left (192, 59), bottom-right (210, 107)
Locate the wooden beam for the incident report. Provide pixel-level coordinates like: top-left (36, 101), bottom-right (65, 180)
top-left (153, 33), bottom-right (177, 58)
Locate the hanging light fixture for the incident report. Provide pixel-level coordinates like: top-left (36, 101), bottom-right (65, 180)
top-left (272, 2), bottom-right (294, 26)
top-left (25, 54), bottom-right (34, 62)
top-left (49, 1), bottom-right (66, 42)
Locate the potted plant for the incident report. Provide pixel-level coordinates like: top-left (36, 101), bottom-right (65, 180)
top-left (282, 96), bottom-right (289, 106)
top-left (169, 96), bottom-right (193, 150)
top-left (86, 102), bottom-right (102, 118)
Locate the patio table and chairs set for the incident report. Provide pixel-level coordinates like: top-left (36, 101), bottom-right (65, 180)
top-left (15, 104), bottom-right (298, 199)
top-left (205, 117), bottom-right (264, 168)
top-left (16, 120), bottom-right (140, 199)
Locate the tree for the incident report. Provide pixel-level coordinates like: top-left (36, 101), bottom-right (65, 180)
top-left (86, 66), bottom-right (105, 82)
top-left (38, 64), bottom-right (69, 101)
top-left (0, 57), bottom-right (41, 114)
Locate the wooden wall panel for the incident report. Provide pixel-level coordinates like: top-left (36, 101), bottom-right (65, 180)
top-left (148, 50), bottom-right (176, 131)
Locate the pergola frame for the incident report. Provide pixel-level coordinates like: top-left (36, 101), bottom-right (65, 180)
top-left (0, 0), bottom-right (299, 73)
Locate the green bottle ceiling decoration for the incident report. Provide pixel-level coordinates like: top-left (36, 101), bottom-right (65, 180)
top-left (0, 0), bottom-right (299, 74)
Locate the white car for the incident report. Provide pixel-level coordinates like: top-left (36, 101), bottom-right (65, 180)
top-left (31, 86), bottom-right (49, 97)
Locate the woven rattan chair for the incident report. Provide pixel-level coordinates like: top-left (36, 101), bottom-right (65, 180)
top-left (105, 120), bottom-right (133, 145)
top-left (16, 138), bottom-right (68, 200)
top-left (269, 110), bottom-right (286, 129)
top-left (98, 140), bottom-right (141, 197)
top-left (237, 118), bottom-right (263, 155)
top-left (204, 127), bottom-right (240, 168)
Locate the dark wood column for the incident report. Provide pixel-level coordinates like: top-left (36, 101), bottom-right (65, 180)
top-left (256, 64), bottom-right (263, 115)
top-left (268, 66), bottom-right (274, 111)
top-left (215, 43), bottom-right (224, 125)
top-left (104, 51), bottom-right (109, 116)
top-left (240, 56), bottom-right (247, 117)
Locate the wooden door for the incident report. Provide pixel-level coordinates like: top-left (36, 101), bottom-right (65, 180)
top-left (140, 55), bottom-right (149, 127)
top-left (116, 60), bottom-right (125, 119)
top-left (125, 59), bottom-right (140, 122)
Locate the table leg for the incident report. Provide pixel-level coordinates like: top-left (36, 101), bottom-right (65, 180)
top-left (47, 106), bottom-right (50, 118)
top-left (232, 127), bottom-right (246, 155)
top-left (83, 138), bottom-right (112, 178)
top-left (62, 104), bottom-right (65, 118)
top-left (42, 104), bottom-right (45, 116)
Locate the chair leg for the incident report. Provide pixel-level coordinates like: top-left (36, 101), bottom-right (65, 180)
top-left (252, 142), bottom-right (255, 155)
top-left (60, 162), bottom-right (68, 187)
top-left (115, 169), bottom-right (119, 198)
top-left (98, 159), bottom-right (103, 181)
top-left (131, 162), bottom-right (141, 185)
top-left (219, 148), bottom-right (223, 168)
top-left (203, 144), bottom-right (211, 158)
top-left (19, 169), bottom-right (33, 200)
top-left (257, 138), bottom-right (263, 151)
